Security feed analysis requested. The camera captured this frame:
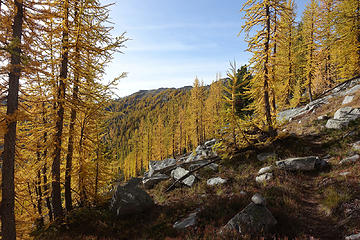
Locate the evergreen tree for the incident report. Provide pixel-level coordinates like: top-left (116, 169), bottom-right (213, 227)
top-left (276, 0), bottom-right (297, 107)
top-left (1, 1), bottom-right (24, 238)
top-left (302, 0), bottom-right (319, 102)
top-left (240, 0), bottom-right (286, 137)
top-left (334, 0), bottom-right (360, 78)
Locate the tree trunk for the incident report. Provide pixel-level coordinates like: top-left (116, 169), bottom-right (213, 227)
top-left (42, 103), bottom-right (53, 221)
top-left (271, 9), bottom-right (277, 113)
top-left (52, 0), bottom-right (69, 220)
top-left (308, 20), bottom-right (314, 102)
top-left (65, 0), bottom-right (80, 212)
top-left (1, 1), bottom-right (24, 239)
top-left (35, 148), bottom-right (44, 226)
top-left (78, 119), bottom-right (87, 205)
top-left (264, 3), bottom-right (275, 137)
top-left (287, 26), bottom-right (293, 104)
top-left (94, 148), bottom-right (99, 203)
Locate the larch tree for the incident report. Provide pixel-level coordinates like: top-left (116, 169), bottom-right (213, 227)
top-left (1, 0), bottom-right (24, 239)
top-left (188, 78), bottom-right (206, 147)
top-left (334, 0), bottom-right (360, 78)
top-left (301, 0), bottom-right (319, 102)
top-left (240, 0), bottom-right (286, 137)
top-left (51, 0), bottom-right (69, 220)
top-left (276, 0), bottom-right (296, 107)
top-left (204, 75), bottom-right (223, 139)
top-left (318, 0), bottom-right (338, 87)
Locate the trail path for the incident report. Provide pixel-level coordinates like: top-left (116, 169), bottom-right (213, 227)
top-left (297, 173), bottom-right (342, 239)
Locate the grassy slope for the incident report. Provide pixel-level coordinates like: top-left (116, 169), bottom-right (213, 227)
top-left (35, 89), bottom-right (360, 240)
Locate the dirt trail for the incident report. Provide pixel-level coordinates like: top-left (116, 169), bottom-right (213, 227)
top-left (298, 174), bottom-right (342, 240)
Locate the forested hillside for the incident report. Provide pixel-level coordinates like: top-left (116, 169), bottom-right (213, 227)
top-left (0, 0), bottom-right (359, 239)
top-left (105, 69), bottom-right (252, 180)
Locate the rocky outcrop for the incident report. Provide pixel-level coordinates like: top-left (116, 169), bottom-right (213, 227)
top-left (276, 156), bottom-right (324, 171)
top-left (353, 141), bottom-right (360, 151)
top-left (339, 154), bottom-right (360, 165)
top-left (222, 194), bottom-right (277, 235)
top-left (171, 167), bottom-right (196, 187)
top-left (110, 180), bottom-right (154, 216)
top-left (326, 107), bottom-right (360, 129)
top-left (345, 233), bottom-right (360, 240)
top-left (185, 139), bottom-right (217, 162)
top-left (256, 173), bottom-right (273, 183)
top-left (173, 209), bottom-right (201, 229)
top-left (189, 160), bottom-right (219, 171)
top-left (278, 77), bottom-right (360, 122)
top-left (148, 158), bottom-right (177, 177)
top-left (142, 140), bottom-right (219, 189)
top-left (258, 166), bottom-right (274, 175)
top-left (342, 95), bottom-right (354, 105)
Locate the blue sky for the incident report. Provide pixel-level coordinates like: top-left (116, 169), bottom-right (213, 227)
top-left (105, 0), bottom-right (309, 97)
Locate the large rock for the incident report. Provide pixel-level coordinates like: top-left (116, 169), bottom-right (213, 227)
top-left (173, 210), bottom-right (200, 229)
top-left (258, 166), bottom-right (274, 175)
top-left (326, 119), bottom-right (350, 129)
top-left (207, 177), bottom-right (227, 186)
top-left (342, 84), bottom-right (360, 96)
top-left (256, 173), bottom-right (273, 183)
top-left (276, 156), bottom-right (321, 171)
top-left (326, 107), bottom-right (360, 129)
top-left (148, 158), bottom-right (177, 177)
top-left (277, 78), bottom-right (360, 123)
top-left (345, 233), bottom-right (360, 240)
top-left (171, 167), bottom-right (196, 187)
top-left (186, 140), bottom-right (217, 163)
top-left (342, 95), bottom-right (354, 105)
top-left (339, 154), bottom-right (360, 165)
top-left (142, 173), bottom-right (170, 189)
top-left (352, 141), bottom-right (360, 151)
top-left (222, 202), bottom-right (277, 235)
top-left (189, 160), bottom-right (219, 171)
top-left (334, 107), bottom-right (356, 120)
top-left (251, 193), bottom-right (266, 205)
top-left (110, 181), bottom-right (154, 216)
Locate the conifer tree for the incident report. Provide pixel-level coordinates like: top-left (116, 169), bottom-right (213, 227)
top-left (1, 1), bottom-right (24, 238)
top-left (318, 0), bottom-right (338, 86)
top-left (276, 0), bottom-right (296, 107)
top-left (240, 0), bottom-right (286, 137)
top-left (51, 0), bottom-right (69, 220)
top-left (302, 0), bottom-right (319, 102)
top-left (334, 0), bottom-right (360, 78)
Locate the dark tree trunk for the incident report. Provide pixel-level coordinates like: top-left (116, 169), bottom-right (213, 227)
top-left (78, 120), bottom-right (87, 205)
top-left (52, 0), bottom-right (69, 220)
top-left (287, 26), bottom-right (293, 104)
top-left (271, 9), bottom-right (277, 113)
top-left (94, 148), bottom-right (99, 203)
top-left (65, 0), bottom-right (80, 213)
top-left (42, 103), bottom-right (53, 221)
top-left (35, 148), bottom-right (44, 226)
top-left (308, 20), bottom-right (314, 102)
top-left (1, 1), bottom-right (24, 239)
top-left (264, 4), bottom-right (275, 137)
